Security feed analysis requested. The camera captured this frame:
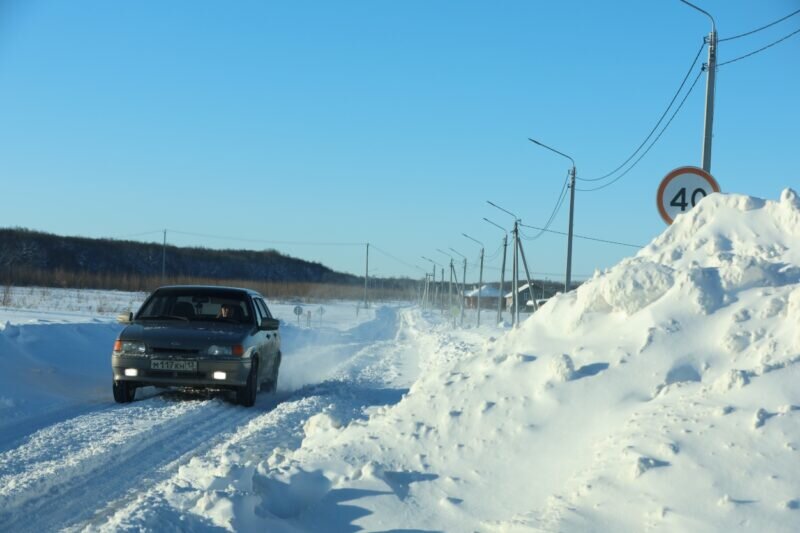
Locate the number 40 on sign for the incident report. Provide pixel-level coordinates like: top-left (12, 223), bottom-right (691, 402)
top-left (657, 166), bottom-right (721, 225)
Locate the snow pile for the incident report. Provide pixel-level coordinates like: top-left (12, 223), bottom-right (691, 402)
top-left (240, 190), bottom-right (800, 530)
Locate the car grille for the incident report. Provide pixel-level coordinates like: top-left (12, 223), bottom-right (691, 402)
top-left (151, 347), bottom-right (200, 355)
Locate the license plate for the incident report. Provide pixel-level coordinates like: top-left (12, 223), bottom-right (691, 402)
top-left (151, 360), bottom-right (197, 372)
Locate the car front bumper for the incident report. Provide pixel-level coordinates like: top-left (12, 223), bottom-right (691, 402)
top-left (112, 355), bottom-right (251, 388)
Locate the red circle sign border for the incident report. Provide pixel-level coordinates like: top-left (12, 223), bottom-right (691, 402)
top-left (657, 166), bottom-right (721, 225)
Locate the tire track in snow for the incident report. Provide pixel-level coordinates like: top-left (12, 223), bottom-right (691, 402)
top-left (83, 311), bottom-right (413, 530)
top-left (1, 305), bottom-right (406, 531)
top-left (0, 393), bottom-right (271, 532)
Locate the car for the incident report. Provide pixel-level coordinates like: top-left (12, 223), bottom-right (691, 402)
top-left (111, 285), bottom-right (281, 407)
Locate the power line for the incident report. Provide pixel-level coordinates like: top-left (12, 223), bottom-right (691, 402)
top-left (370, 244), bottom-right (421, 274)
top-left (718, 26), bottom-right (800, 67)
top-left (579, 40), bottom-right (705, 183)
top-left (524, 170), bottom-right (571, 241)
top-left (481, 263), bottom-right (592, 280)
top-left (719, 8), bottom-right (800, 42)
top-left (576, 70), bottom-right (704, 193)
top-left (115, 230), bottom-right (163, 239)
top-left (167, 229), bottom-right (364, 247)
top-left (519, 222), bottom-right (643, 249)
top-left (483, 242), bottom-right (504, 263)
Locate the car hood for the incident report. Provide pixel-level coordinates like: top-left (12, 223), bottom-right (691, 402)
top-left (121, 321), bottom-right (250, 349)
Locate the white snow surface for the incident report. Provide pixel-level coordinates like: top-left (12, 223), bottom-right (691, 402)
top-left (2, 190), bottom-right (800, 531)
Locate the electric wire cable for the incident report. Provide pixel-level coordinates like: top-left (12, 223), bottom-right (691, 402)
top-left (519, 223), bottom-right (643, 248)
top-left (370, 244), bottom-right (421, 273)
top-left (525, 173), bottom-right (571, 240)
top-left (576, 69), bottom-right (704, 193)
top-left (719, 8), bottom-right (800, 42)
top-left (116, 230), bottom-right (164, 239)
top-left (484, 242), bottom-right (504, 263)
top-left (167, 229), bottom-right (364, 247)
top-left (718, 26), bottom-right (800, 67)
top-left (578, 40), bottom-right (706, 183)
top-left (480, 263), bottom-right (591, 280)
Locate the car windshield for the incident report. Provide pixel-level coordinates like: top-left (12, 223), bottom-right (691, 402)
top-left (136, 288), bottom-right (253, 324)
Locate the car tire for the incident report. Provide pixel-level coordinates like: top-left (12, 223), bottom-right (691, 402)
top-left (265, 351), bottom-right (281, 393)
top-left (237, 359), bottom-right (258, 407)
top-left (113, 379), bottom-right (136, 403)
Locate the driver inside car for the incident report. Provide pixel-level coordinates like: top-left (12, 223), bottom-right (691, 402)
top-left (217, 304), bottom-right (237, 320)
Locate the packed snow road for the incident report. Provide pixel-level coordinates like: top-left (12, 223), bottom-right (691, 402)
top-left (0, 304), bottom-right (417, 531)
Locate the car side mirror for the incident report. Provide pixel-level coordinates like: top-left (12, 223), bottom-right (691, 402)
top-left (261, 318), bottom-right (279, 331)
top-left (116, 311), bottom-right (133, 324)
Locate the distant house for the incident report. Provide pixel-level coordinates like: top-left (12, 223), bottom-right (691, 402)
top-left (504, 283), bottom-right (541, 312)
top-left (464, 285), bottom-right (505, 310)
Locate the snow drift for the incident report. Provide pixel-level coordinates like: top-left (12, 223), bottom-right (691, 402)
top-left (251, 189), bottom-right (800, 531)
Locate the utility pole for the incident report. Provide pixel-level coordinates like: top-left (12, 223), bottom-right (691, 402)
top-left (161, 229), bottom-right (166, 284)
top-left (516, 235), bottom-right (537, 312)
top-left (450, 247), bottom-right (467, 327)
top-left (364, 243), bottom-right (369, 309)
top-left (529, 138), bottom-right (577, 292)
top-left (512, 220), bottom-right (519, 326)
top-left (437, 248), bottom-right (455, 313)
top-left (487, 202), bottom-right (523, 327)
top-left (484, 218), bottom-right (508, 326)
top-left (422, 256), bottom-right (440, 313)
top-left (463, 233), bottom-right (484, 327)
top-left (565, 165), bottom-right (576, 292)
top-left (680, 0), bottom-right (717, 172)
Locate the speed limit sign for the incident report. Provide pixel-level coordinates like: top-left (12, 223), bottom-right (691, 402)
top-left (657, 166), bottom-right (720, 225)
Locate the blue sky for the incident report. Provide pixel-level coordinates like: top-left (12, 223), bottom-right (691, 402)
top-left (1, 1), bottom-right (798, 284)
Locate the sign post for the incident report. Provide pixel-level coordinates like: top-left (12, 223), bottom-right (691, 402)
top-left (657, 166), bottom-right (720, 225)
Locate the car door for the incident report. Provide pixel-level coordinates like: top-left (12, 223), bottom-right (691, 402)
top-left (255, 297), bottom-right (279, 361)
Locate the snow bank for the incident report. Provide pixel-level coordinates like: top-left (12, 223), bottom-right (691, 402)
top-left (250, 189), bottom-right (800, 531)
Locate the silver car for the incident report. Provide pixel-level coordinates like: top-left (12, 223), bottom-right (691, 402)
top-left (111, 285), bottom-right (281, 406)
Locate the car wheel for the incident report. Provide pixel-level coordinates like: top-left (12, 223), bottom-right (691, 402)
top-left (236, 359), bottom-right (258, 407)
top-left (113, 379), bottom-right (136, 403)
top-left (264, 351), bottom-right (281, 393)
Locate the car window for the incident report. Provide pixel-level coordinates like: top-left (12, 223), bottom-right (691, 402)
top-left (255, 298), bottom-right (272, 319)
top-left (252, 298), bottom-right (265, 325)
top-left (137, 289), bottom-right (254, 323)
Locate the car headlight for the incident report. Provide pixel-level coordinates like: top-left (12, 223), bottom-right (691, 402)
top-left (207, 344), bottom-right (244, 356)
top-left (114, 340), bottom-right (146, 354)
top-left (207, 345), bottom-right (232, 356)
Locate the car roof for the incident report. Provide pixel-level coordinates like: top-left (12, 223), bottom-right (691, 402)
top-left (154, 285), bottom-right (264, 298)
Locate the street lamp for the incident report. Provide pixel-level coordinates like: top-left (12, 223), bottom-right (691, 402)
top-left (449, 247), bottom-right (467, 326)
top-left (487, 202), bottom-right (522, 327)
top-left (436, 248), bottom-right (455, 311)
top-left (463, 233), bottom-right (484, 327)
top-left (679, 0), bottom-right (717, 172)
top-left (421, 256), bottom-right (441, 311)
top-left (413, 265), bottom-right (427, 307)
top-left (483, 217), bottom-right (509, 326)
top-left (529, 138), bottom-right (576, 293)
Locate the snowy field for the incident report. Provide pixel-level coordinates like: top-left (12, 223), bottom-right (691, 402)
top-left (2, 189), bottom-right (800, 531)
